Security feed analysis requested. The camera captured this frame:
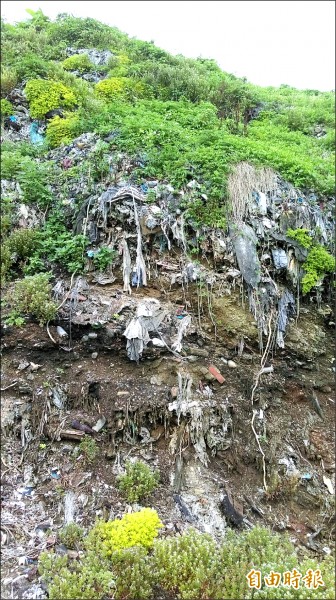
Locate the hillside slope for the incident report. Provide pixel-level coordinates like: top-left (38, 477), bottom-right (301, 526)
top-left (1, 10), bottom-right (335, 600)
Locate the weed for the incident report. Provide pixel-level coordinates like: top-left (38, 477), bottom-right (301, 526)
top-left (79, 437), bottom-right (99, 464)
top-left (117, 460), bottom-right (159, 503)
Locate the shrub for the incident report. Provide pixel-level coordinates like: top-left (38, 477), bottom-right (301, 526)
top-left (302, 245), bottom-right (335, 294)
top-left (85, 508), bottom-right (163, 555)
top-left (1, 228), bottom-right (40, 280)
top-left (7, 273), bottom-right (57, 325)
top-left (92, 247), bottom-right (117, 271)
top-left (0, 98), bottom-right (14, 117)
top-left (62, 54), bottom-right (94, 73)
top-left (59, 523), bottom-right (84, 549)
top-left (25, 79), bottom-right (77, 118)
top-left (286, 228), bottom-right (313, 248)
top-left (46, 114), bottom-right (79, 148)
top-left (1, 65), bottom-right (18, 97)
top-left (94, 77), bottom-right (145, 101)
top-left (15, 53), bottom-right (51, 81)
top-left (79, 437), bottom-right (99, 464)
top-left (117, 461), bottom-right (160, 503)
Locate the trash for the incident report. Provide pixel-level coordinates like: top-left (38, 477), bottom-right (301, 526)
top-left (227, 360), bottom-right (237, 369)
top-left (30, 122), bottom-right (44, 145)
top-left (231, 224), bottom-right (261, 288)
top-left (208, 365), bottom-right (225, 384)
top-left (151, 337), bottom-right (165, 347)
top-left (260, 365), bottom-right (274, 374)
top-left (310, 393), bottom-right (323, 419)
top-left (172, 314), bottom-right (191, 353)
top-left (59, 429), bottom-right (85, 441)
top-left (276, 289), bottom-right (296, 348)
top-left (272, 248), bottom-right (288, 269)
top-left (301, 473), bottom-right (312, 480)
top-left (64, 490), bottom-right (76, 524)
top-left (71, 420), bottom-right (95, 434)
top-left (30, 362), bottom-right (41, 371)
top-left (322, 475), bottom-right (334, 495)
top-left (52, 386), bottom-right (67, 410)
top-left (92, 416), bottom-right (106, 432)
top-left (18, 361), bottom-right (30, 371)
top-left (124, 299), bottom-right (166, 362)
top-left (56, 326), bottom-right (68, 338)
top-left (50, 468), bottom-right (61, 480)
top-left (88, 332), bottom-right (98, 339)
top-left (220, 486), bottom-right (244, 527)
top-left (173, 494), bottom-right (195, 522)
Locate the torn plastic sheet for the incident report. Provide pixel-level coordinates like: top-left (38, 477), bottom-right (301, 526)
top-left (272, 248), bottom-right (288, 269)
top-left (277, 289), bottom-right (296, 348)
top-left (123, 299), bottom-right (166, 362)
top-left (171, 214), bottom-right (187, 251)
top-left (122, 237), bottom-right (132, 294)
top-left (231, 224), bottom-right (261, 288)
top-left (172, 314), bottom-right (192, 352)
top-left (133, 197), bottom-right (147, 287)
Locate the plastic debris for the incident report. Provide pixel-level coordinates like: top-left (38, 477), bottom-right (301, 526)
top-left (231, 224), bottom-right (261, 288)
top-left (276, 289), bottom-right (296, 348)
top-left (52, 386), bottom-right (67, 410)
top-left (30, 122), bottom-right (44, 145)
top-left (56, 326), bottom-right (68, 338)
top-left (124, 299), bottom-right (166, 362)
top-left (171, 314), bottom-right (191, 353)
top-left (50, 468), bottom-right (61, 480)
top-left (71, 420), bottom-right (95, 434)
top-left (208, 365), bottom-right (225, 384)
top-left (322, 475), bottom-right (334, 495)
top-left (92, 416), bottom-right (106, 432)
top-left (272, 248), bottom-right (288, 269)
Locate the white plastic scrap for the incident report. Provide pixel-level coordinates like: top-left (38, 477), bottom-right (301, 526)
top-left (133, 198), bottom-right (147, 287)
top-left (123, 299), bottom-right (166, 362)
top-left (64, 490), bottom-right (76, 524)
top-left (122, 236), bottom-right (132, 294)
top-left (172, 315), bottom-right (192, 353)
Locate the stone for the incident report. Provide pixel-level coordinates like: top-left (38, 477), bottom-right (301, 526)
top-left (91, 352), bottom-right (98, 359)
top-left (227, 360), bottom-right (237, 369)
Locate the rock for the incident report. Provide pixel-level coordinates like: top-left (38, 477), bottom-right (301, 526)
top-left (150, 375), bottom-right (162, 386)
top-left (170, 386), bottom-right (178, 398)
top-left (186, 347), bottom-right (209, 358)
top-left (88, 332), bottom-right (98, 339)
top-left (91, 352), bottom-right (98, 359)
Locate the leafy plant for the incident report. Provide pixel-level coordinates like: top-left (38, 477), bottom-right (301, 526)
top-left (92, 247), bottom-right (117, 272)
top-left (0, 98), bottom-right (14, 117)
top-left (117, 461), bottom-right (160, 503)
top-left (62, 53), bottom-right (94, 73)
top-left (46, 114), bottom-right (79, 148)
top-left (302, 245), bottom-right (335, 294)
top-left (25, 79), bottom-right (77, 118)
top-left (85, 508), bottom-right (163, 555)
top-left (0, 65), bottom-right (18, 97)
top-left (79, 437), bottom-right (99, 464)
top-left (5, 272), bottom-right (57, 325)
top-left (286, 228), bottom-right (313, 248)
top-left (59, 523), bottom-right (84, 549)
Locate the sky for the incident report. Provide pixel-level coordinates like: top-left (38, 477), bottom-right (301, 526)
top-left (1, 0), bottom-right (335, 91)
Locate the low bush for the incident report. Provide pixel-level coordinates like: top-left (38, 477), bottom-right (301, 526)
top-left (302, 245), bottom-right (335, 294)
top-left (0, 98), bottom-right (14, 117)
top-left (6, 272), bottom-right (57, 325)
top-left (45, 114), bottom-right (79, 148)
top-left (59, 523), bottom-right (84, 549)
top-left (79, 437), bottom-right (99, 464)
top-left (25, 79), bottom-right (77, 119)
top-left (117, 461), bottom-right (160, 503)
top-left (62, 53), bottom-right (94, 73)
top-left (0, 65), bottom-right (18, 97)
top-left (38, 520), bottom-right (335, 600)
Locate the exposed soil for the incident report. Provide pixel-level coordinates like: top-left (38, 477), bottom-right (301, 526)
top-left (1, 277), bottom-right (335, 598)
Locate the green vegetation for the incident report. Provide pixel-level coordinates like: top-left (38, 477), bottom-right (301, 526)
top-left (79, 437), bottom-right (99, 464)
top-left (4, 272), bottom-right (57, 325)
top-left (117, 460), bottom-right (160, 503)
top-left (59, 523), bottom-right (85, 549)
top-left (38, 515), bottom-right (335, 600)
top-left (62, 53), bottom-right (94, 73)
top-left (302, 245), bottom-right (335, 294)
top-left (286, 229), bottom-right (335, 293)
top-left (25, 79), bottom-right (77, 118)
top-left (0, 10), bottom-right (334, 296)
